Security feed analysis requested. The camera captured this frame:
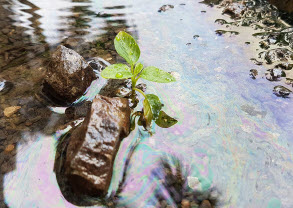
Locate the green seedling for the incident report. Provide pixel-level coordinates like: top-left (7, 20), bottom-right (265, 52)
top-left (101, 31), bottom-right (177, 130)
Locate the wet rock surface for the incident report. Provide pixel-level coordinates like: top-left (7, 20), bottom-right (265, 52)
top-left (55, 95), bottom-right (130, 205)
top-left (260, 48), bottom-right (293, 64)
top-left (265, 68), bottom-right (286, 81)
top-left (42, 45), bottom-right (96, 105)
top-left (87, 57), bottom-right (108, 73)
top-left (273, 85), bottom-right (292, 97)
top-left (65, 101), bottom-right (92, 120)
top-left (99, 79), bottom-right (146, 108)
top-left (154, 158), bottom-right (217, 208)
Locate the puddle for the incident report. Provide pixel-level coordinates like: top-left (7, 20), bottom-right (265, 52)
top-left (1, 0), bottom-right (293, 207)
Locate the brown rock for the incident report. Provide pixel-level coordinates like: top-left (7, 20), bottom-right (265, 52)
top-left (199, 200), bottom-right (212, 208)
top-left (64, 95), bottom-right (130, 197)
top-left (43, 45), bottom-right (96, 104)
top-left (4, 106), bottom-right (21, 117)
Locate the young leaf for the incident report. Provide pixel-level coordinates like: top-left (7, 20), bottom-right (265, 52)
top-left (155, 111), bottom-right (178, 128)
top-left (134, 63), bottom-right (144, 76)
top-left (101, 64), bottom-right (132, 79)
top-left (114, 31), bottom-right (140, 66)
top-left (145, 94), bottom-right (163, 119)
top-left (143, 98), bottom-right (153, 127)
top-left (140, 66), bottom-right (176, 83)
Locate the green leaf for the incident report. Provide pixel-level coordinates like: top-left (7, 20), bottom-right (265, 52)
top-left (143, 98), bottom-right (153, 127)
top-left (101, 64), bottom-right (132, 79)
top-left (140, 66), bottom-right (176, 83)
top-left (145, 94), bottom-right (163, 119)
top-left (155, 111), bottom-right (178, 128)
top-left (114, 31), bottom-right (140, 66)
top-left (134, 63), bottom-right (143, 76)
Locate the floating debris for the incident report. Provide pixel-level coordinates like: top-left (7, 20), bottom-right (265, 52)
top-left (158, 4), bottom-right (174, 12)
top-left (250, 58), bottom-right (263, 65)
top-left (215, 30), bottom-right (239, 36)
top-left (193, 35), bottom-right (200, 39)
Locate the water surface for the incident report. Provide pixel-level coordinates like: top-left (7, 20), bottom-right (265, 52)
top-left (1, 0), bottom-right (293, 207)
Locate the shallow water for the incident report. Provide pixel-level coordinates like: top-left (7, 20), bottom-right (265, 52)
top-left (1, 0), bottom-right (293, 207)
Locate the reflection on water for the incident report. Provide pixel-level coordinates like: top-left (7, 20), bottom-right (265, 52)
top-left (8, 0), bottom-right (133, 45)
top-left (1, 0), bottom-right (293, 207)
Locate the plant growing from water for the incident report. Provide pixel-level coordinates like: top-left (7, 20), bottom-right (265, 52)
top-left (101, 31), bottom-right (177, 129)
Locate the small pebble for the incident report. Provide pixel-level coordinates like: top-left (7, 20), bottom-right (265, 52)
top-left (4, 106), bottom-right (21, 117)
top-left (5, 144), bottom-right (14, 152)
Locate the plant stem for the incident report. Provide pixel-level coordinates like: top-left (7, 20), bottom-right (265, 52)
top-left (131, 76), bottom-right (137, 90)
top-left (133, 87), bottom-right (146, 98)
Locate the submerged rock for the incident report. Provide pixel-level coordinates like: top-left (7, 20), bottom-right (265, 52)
top-left (87, 57), bottom-right (108, 73)
top-left (99, 79), bottom-right (132, 98)
top-left (63, 95), bottom-right (130, 199)
top-left (65, 101), bottom-right (92, 120)
top-left (43, 45), bottom-right (96, 104)
top-left (0, 79), bottom-right (13, 95)
top-left (99, 79), bottom-right (146, 108)
top-left (265, 68), bottom-right (286, 81)
top-left (249, 69), bottom-right (258, 79)
top-left (273, 85), bottom-right (292, 97)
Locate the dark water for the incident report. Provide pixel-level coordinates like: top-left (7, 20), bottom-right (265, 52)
top-left (1, 0), bottom-right (293, 207)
